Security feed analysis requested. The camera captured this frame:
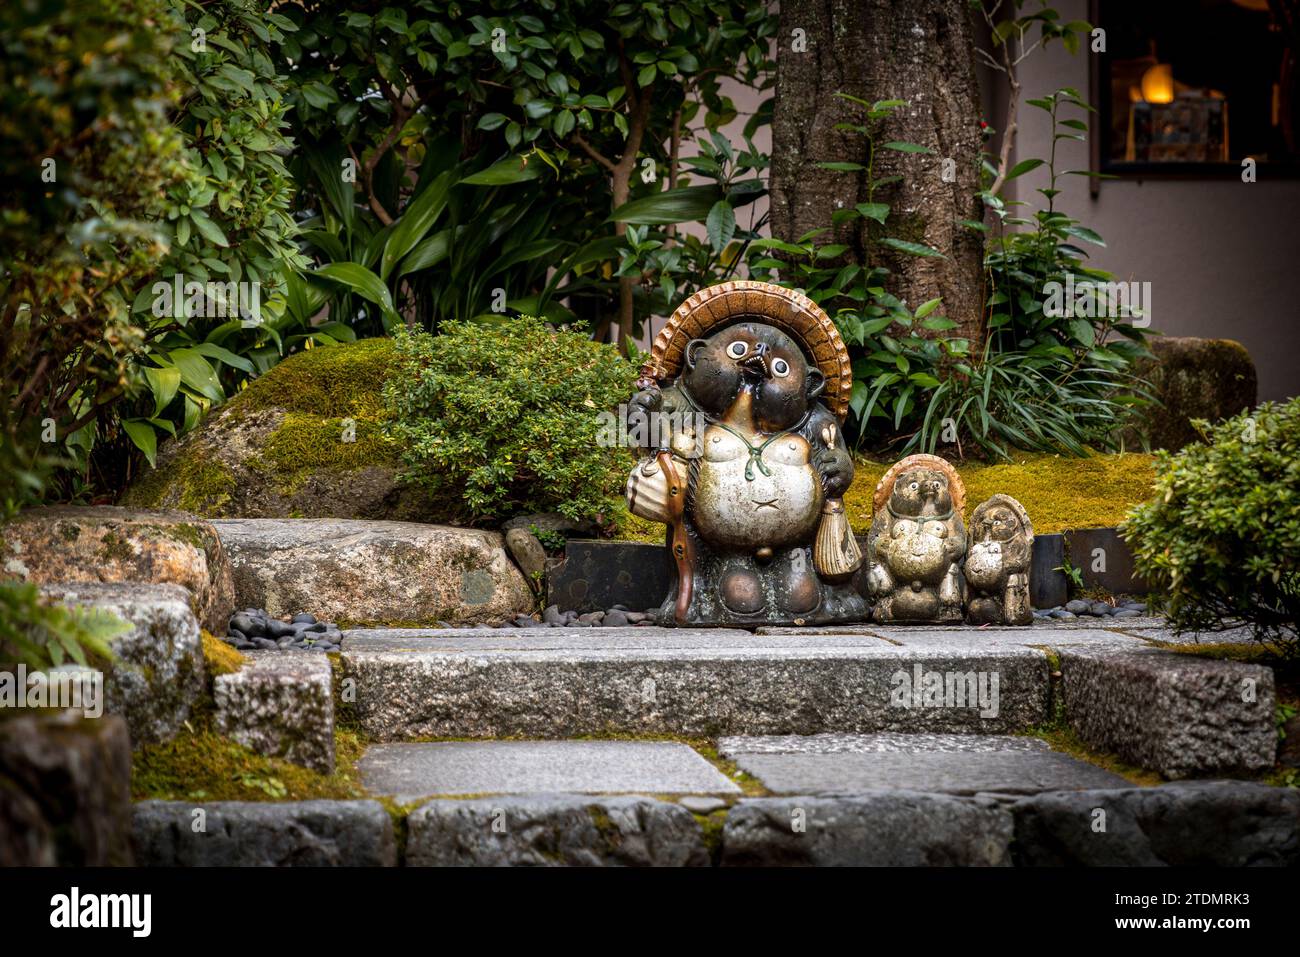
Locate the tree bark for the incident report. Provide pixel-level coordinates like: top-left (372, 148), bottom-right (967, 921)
top-left (771, 0), bottom-right (986, 346)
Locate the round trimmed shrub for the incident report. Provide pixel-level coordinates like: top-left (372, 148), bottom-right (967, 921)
top-left (385, 319), bottom-right (637, 524)
top-left (1122, 398), bottom-right (1300, 653)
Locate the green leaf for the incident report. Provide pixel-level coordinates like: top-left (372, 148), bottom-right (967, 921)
top-left (381, 170), bottom-right (453, 279)
top-left (167, 349), bottom-right (225, 403)
top-left (398, 229), bottom-right (452, 276)
top-left (143, 365), bottom-right (181, 417)
top-left (477, 113), bottom-right (508, 131)
top-left (856, 202), bottom-right (890, 224)
top-left (816, 161), bottom-right (866, 172)
top-left (881, 141), bottom-right (933, 154)
top-left (914, 297), bottom-right (942, 319)
top-left (314, 263), bottom-right (399, 326)
top-left (459, 156), bottom-right (542, 185)
top-left (122, 420), bottom-right (157, 468)
top-left (1004, 158), bottom-right (1046, 182)
top-left (608, 185), bottom-right (722, 225)
top-left (705, 200), bottom-right (736, 253)
top-left (880, 238), bottom-right (946, 259)
top-left (189, 209), bottom-right (229, 247)
top-left (191, 342), bottom-right (254, 374)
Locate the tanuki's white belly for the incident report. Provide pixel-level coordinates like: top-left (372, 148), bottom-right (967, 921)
top-left (692, 425), bottom-right (822, 549)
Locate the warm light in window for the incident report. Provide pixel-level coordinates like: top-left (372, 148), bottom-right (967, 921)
top-left (1140, 63), bottom-right (1175, 103)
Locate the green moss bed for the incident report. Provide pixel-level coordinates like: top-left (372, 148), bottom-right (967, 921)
top-left (617, 450), bottom-right (1157, 543)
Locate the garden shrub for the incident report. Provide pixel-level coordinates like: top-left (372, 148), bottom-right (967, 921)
top-left (1123, 399), bottom-right (1300, 655)
top-left (385, 319), bottom-right (637, 523)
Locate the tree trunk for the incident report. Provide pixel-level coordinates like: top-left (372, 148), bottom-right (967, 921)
top-left (771, 0), bottom-right (986, 346)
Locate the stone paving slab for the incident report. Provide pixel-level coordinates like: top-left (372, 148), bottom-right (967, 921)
top-left (357, 741), bottom-right (741, 801)
top-left (718, 732), bottom-right (1050, 755)
top-left (339, 629), bottom-right (1051, 739)
top-left (728, 750), bottom-right (1129, 795)
top-left (756, 623), bottom-right (1157, 651)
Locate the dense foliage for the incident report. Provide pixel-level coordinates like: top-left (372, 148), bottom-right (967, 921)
top-left (1123, 399), bottom-right (1300, 656)
top-left (275, 0), bottom-right (774, 344)
top-left (385, 319), bottom-right (638, 522)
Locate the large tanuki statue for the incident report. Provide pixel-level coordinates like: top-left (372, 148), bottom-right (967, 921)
top-left (625, 281), bottom-right (867, 626)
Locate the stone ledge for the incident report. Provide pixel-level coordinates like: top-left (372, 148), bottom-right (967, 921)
top-left (1060, 648), bottom-right (1276, 778)
top-left (214, 653), bottom-right (334, 773)
top-left (131, 800), bottom-right (396, 866)
top-left (1009, 782), bottom-right (1299, 866)
top-left (720, 793), bottom-right (1016, 866)
top-left (211, 518), bottom-right (533, 626)
top-left (3, 506), bottom-right (235, 633)
top-left (40, 582), bottom-right (204, 746)
top-left (339, 630), bottom-right (1051, 739)
top-left (406, 795), bottom-right (709, 866)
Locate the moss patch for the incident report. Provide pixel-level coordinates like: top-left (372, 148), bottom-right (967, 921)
top-left (1027, 724), bottom-right (1164, 787)
top-left (132, 717), bottom-right (368, 802)
top-left (200, 630), bottom-right (244, 678)
top-left (125, 444), bottom-right (238, 514)
top-left (258, 412), bottom-right (399, 495)
top-left (237, 337), bottom-right (397, 419)
top-left (616, 449), bottom-right (1156, 541)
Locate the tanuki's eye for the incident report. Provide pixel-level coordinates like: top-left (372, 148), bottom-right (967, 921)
top-left (909, 482), bottom-right (919, 490)
top-left (772, 358), bottom-right (790, 377)
top-left (727, 341), bottom-right (748, 358)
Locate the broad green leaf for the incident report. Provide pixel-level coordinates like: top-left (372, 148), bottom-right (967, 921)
top-left (189, 209), bottom-right (229, 247)
top-left (856, 202), bottom-right (889, 224)
top-left (705, 200), bottom-right (736, 253)
top-left (608, 185), bottom-right (722, 225)
top-left (1004, 157), bottom-right (1046, 182)
top-left (143, 365), bottom-right (181, 416)
top-left (459, 156), bottom-right (542, 185)
top-left (168, 349), bottom-right (225, 403)
top-left (122, 419), bottom-right (158, 467)
top-left (881, 141), bottom-right (932, 154)
top-left (381, 169), bottom-right (454, 278)
top-left (314, 263), bottom-right (399, 326)
top-left (880, 238), bottom-right (946, 259)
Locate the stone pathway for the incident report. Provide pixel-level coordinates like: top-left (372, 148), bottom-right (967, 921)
top-left (719, 734), bottom-right (1128, 795)
top-left (357, 741), bottom-right (740, 802)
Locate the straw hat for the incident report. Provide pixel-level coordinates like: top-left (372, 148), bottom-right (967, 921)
top-left (640, 280), bottom-right (853, 422)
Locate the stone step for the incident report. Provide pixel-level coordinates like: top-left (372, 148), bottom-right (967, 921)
top-left (718, 733), bottom-right (1128, 795)
top-left (358, 741), bottom-right (741, 803)
top-left (338, 626), bottom-right (1061, 739)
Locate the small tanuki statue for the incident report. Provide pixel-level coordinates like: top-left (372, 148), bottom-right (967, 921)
top-left (865, 454), bottom-right (967, 623)
top-left (964, 494), bottom-right (1034, 625)
top-left (624, 280), bottom-right (868, 626)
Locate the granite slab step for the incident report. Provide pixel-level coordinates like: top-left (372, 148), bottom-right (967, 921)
top-left (338, 628), bottom-right (1052, 739)
top-left (357, 741), bottom-right (741, 802)
top-left (719, 733), bottom-right (1128, 795)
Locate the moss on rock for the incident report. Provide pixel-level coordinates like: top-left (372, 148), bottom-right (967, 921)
top-left (122, 339), bottom-right (443, 521)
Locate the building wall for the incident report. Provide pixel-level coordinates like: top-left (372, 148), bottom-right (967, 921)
top-left (1007, 0), bottom-right (1299, 401)
top-left (647, 5), bottom-right (1298, 402)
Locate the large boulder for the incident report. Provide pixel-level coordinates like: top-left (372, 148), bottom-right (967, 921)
top-left (39, 582), bottom-right (204, 746)
top-left (122, 338), bottom-right (441, 522)
top-left (212, 518), bottom-right (534, 626)
top-left (1, 505), bottom-right (234, 634)
top-left (0, 711), bottom-right (134, 866)
top-left (1133, 336), bottom-right (1257, 450)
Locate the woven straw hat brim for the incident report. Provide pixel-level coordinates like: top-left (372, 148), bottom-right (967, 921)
top-left (872, 453), bottom-right (967, 516)
top-left (642, 280), bottom-right (852, 421)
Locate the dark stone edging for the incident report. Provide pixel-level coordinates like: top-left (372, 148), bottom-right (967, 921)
top-left (547, 530), bottom-right (1147, 616)
top-left (130, 781), bottom-right (1298, 866)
